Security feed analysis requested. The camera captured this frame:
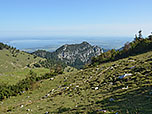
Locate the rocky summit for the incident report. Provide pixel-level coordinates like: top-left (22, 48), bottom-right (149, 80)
top-left (33, 41), bottom-right (103, 69)
top-left (55, 42), bottom-right (103, 66)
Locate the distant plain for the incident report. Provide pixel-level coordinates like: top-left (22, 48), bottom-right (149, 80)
top-left (2, 37), bottom-right (132, 52)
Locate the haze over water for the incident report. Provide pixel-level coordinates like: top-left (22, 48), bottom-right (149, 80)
top-left (3, 37), bottom-right (132, 52)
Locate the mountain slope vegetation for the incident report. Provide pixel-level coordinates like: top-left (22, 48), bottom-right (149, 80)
top-left (0, 42), bottom-right (45, 73)
top-left (0, 42), bottom-right (49, 85)
top-left (1, 49), bottom-right (152, 114)
top-left (91, 32), bottom-right (152, 66)
top-left (1, 32), bottom-right (152, 114)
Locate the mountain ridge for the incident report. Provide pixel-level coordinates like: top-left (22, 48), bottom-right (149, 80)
top-left (33, 41), bottom-right (103, 69)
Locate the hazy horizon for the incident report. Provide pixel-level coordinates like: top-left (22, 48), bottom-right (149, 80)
top-left (0, 0), bottom-right (152, 38)
top-left (0, 0), bottom-right (151, 51)
top-left (2, 36), bottom-right (133, 52)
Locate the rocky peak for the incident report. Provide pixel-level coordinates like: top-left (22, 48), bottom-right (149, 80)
top-left (55, 42), bottom-right (103, 68)
top-left (33, 42), bottom-right (103, 69)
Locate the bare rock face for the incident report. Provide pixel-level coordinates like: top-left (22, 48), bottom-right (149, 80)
top-left (33, 42), bottom-right (103, 69)
top-left (54, 42), bottom-right (103, 68)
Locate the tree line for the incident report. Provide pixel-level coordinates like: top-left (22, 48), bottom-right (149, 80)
top-left (91, 31), bottom-right (152, 66)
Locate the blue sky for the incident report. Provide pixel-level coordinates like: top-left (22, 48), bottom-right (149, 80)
top-left (0, 0), bottom-right (152, 38)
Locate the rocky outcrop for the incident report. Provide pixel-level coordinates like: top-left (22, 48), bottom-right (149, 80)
top-left (33, 41), bottom-right (103, 69)
top-left (55, 42), bottom-right (102, 64)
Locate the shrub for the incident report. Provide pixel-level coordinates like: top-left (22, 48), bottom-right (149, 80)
top-left (0, 70), bottom-right (58, 101)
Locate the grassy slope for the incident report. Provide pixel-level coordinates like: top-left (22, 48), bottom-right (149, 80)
top-left (0, 68), bottom-right (50, 85)
top-left (0, 49), bottom-right (43, 73)
top-left (1, 51), bottom-right (152, 114)
top-left (0, 49), bottom-right (47, 85)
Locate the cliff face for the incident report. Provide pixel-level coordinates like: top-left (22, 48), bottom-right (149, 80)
top-left (55, 42), bottom-right (102, 64)
top-left (33, 42), bottom-right (103, 69)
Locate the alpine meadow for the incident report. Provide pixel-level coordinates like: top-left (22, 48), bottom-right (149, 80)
top-left (0, 0), bottom-right (152, 114)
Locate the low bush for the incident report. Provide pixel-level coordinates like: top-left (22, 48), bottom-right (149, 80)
top-left (0, 71), bottom-right (57, 101)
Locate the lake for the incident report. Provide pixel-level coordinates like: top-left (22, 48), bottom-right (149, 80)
top-left (2, 37), bottom-right (133, 52)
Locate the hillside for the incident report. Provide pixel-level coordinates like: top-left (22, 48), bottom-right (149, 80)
top-left (0, 43), bottom-right (45, 74)
top-left (0, 42), bottom-right (48, 85)
top-left (91, 33), bottom-right (152, 66)
top-left (1, 50), bottom-right (152, 114)
top-left (33, 41), bottom-right (103, 69)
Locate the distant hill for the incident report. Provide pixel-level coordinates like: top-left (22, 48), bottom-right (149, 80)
top-left (0, 42), bottom-right (45, 73)
top-left (91, 33), bottom-right (152, 66)
top-left (33, 41), bottom-right (103, 69)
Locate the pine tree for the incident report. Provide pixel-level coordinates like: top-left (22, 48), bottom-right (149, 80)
top-left (138, 30), bottom-right (143, 39)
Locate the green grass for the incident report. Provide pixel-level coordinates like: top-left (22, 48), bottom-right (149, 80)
top-left (1, 51), bottom-right (152, 113)
top-left (0, 48), bottom-right (47, 85)
top-left (0, 49), bottom-right (44, 73)
top-left (0, 68), bottom-right (50, 85)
